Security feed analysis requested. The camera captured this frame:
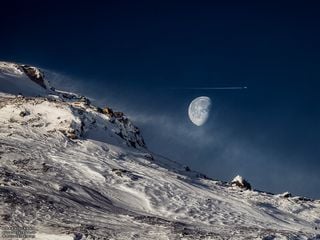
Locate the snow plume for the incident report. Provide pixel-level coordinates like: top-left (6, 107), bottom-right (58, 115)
top-left (42, 69), bottom-right (127, 111)
top-left (130, 111), bottom-right (320, 199)
top-left (28, 68), bottom-right (320, 199)
top-left (42, 70), bottom-right (96, 100)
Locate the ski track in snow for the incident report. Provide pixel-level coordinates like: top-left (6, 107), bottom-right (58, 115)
top-left (0, 61), bottom-right (320, 240)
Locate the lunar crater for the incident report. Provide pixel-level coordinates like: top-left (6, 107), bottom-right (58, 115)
top-left (188, 96), bottom-right (211, 126)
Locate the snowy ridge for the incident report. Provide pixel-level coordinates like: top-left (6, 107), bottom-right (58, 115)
top-left (0, 61), bottom-right (320, 240)
top-left (0, 61), bottom-right (48, 96)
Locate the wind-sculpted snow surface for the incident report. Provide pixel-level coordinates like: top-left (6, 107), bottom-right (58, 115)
top-left (0, 62), bottom-right (320, 239)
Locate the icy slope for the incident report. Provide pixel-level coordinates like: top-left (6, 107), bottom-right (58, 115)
top-left (0, 61), bottom-right (52, 97)
top-left (0, 62), bottom-right (320, 240)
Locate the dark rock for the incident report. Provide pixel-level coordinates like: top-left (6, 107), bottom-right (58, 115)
top-left (231, 175), bottom-right (252, 190)
top-left (19, 111), bottom-right (29, 117)
top-left (19, 65), bottom-right (47, 89)
top-left (128, 140), bottom-right (136, 148)
top-left (102, 107), bottom-right (114, 116)
top-left (297, 196), bottom-right (313, 202)
top-left (116, 131), bottom-right (124, 139)
top-left (262, 235), bottom-right (276, 240)
top-left (79, 96), bottom-right (90, 105)
top-left (2, 214), bottom-right (11, 221)
top-left (74, 232), bottom-right (83, 240)
top-left (96, 107), bottom-right (103, 113)
top-left (67, 129), bottom-right (78, 139)
top-left (59, 185), bottom-right (69, 192)
top-left (59, 129), bottom-right (78, 139)
top-left (134, 215), bottom-right (171, 226)
top-left (31, 123), bottom-right (44, 127)
top-left (77, 109), bottom-right (84, 115)
top-left (67, 133), bottom-right (77, 139)
top-left (111, 168), bottom-right (141, 181)
top-left (133, 126), bottom-right (140, 134)
top-left (144, 154), bottom-right (154, 161)
top-left (279, 192), bottom-right (292, 198)
top-left (42, 163), bottom-right (51, 172)
top-left (114, 112), bottom-right (124, 119)
top-left (13, 158), bottom-right (30, 167)
top-left (85, 224), bottom-right (96, 230)
top-left (112, 168), bottom-right (128, 177)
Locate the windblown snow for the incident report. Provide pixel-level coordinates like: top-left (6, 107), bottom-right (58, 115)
top-left (0, 61), bottom-right (319, 240)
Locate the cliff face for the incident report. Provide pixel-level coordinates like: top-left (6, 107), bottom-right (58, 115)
top-left (19, 65), bottom-right (48, 90)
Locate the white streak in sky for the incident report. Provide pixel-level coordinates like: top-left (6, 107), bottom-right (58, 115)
top-left (169, 86), bottom-right (247, 90)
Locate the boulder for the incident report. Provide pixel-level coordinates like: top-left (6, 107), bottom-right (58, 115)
top-left (59, 128), bottom-right (78, 140)
top-left (96, 107), bottom-right (103, 113)
top-left (112, 168), bottom-right (128, 177)
top-left (19, 110), bottom-right (30, 117)
top-left (184, 166), bottom-right (190, 172)
top-left (279, 192), bottom-right (292, 198)
top-left (79, 96), bottom-right (90, 105)
top-left (144, 154), bottom-right (154, 161)
top-left (114, 111), bottom-right (124, 119)
top-left (102, 107), bottom-right (114, 116)
top-left (66, 129), bottom-right (78, 139)
top-left (231, 175), bottom-right (252, 190)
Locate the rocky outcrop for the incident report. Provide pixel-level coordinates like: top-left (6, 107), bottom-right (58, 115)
top-left (19, 110), bottom-right (30, 117)
top-left (111, 168), bottom-right (141, 181)
top-left (114, 115), bottom-right (145, 148)
top-left (19, 65), bottom-right (47, 89)
top-left (114, 111), bottom-right (124, 119)
top-left (102, 107), bottom-right (114, 116)
top-left (100, 106), bottom-right (145, 148)
top-left (231, 175), bottom-right (252, 190)
top-left (279, 192), bottom-right (292, 198)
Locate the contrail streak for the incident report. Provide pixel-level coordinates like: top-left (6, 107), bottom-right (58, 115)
top-left (169, 86), bottom-right (247, 90)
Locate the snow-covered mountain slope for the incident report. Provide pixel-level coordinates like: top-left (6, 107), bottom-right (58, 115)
top-left (0, 62), bottom-right (320, 240)
top-left (0, 61), bottom-right (52, 97)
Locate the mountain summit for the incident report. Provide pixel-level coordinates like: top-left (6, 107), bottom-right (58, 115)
top-left (0, 61), bottom-right (319, 240)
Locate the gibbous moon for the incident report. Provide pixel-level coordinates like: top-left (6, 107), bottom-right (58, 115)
top-left (188, 96), bottom-right (212, 126)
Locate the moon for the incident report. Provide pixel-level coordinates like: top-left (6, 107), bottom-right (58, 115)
top-left (188, 96), bottom-right (212, 126)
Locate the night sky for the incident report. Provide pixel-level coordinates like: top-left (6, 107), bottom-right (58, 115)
top-left (1, 1), bottom-right (320, 198)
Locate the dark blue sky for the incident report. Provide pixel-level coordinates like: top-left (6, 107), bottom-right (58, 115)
top-left (1, 1), bottom-right (320, 198)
